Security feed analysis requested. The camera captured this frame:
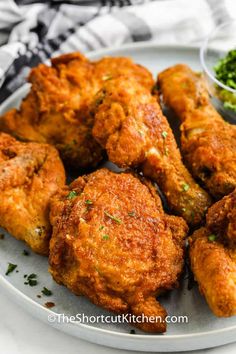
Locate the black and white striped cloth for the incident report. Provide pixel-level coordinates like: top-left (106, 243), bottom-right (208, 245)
top-left (0, 0), bottom-right (235, 103)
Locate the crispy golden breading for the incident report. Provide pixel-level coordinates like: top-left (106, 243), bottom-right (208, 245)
top-left (0, 132), bottom-right (65, 255)
top-left (0, 53), bottom-right (154, 168)
top-left (92, 77), bottom-right (211, 226)
top-left (94, 56), bottom-right (154, 90)
top-left (189, 191), bottom-right (236, 317)
top-left (158, 64), bottom-right (236, 199)
top-left (49, 168), bottom-right (188, 333)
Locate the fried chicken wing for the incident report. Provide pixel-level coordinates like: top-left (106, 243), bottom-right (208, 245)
top-left (0, 132), bottom-right (65, 255)
top-left (158, 64), bottom-right (236, 199)
top-left (0, 53), bottom-right (154, 168)
top-left (189, 191), bottom-right (236, 317)
top-left (92, 77), bottom-right (211, 226)
top-left (49, 168), bottom-right (188, 332)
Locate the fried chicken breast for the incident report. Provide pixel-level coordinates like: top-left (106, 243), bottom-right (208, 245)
top-left (0, 132), bottom-right (65, 255)
top-left (49, 168), bottom-right (188, 332)
top-left (189, 191), bottom-right (236, 317)
top-left (0, 52), bottom-right (154, 168)
top-left (92, 76), bottom-right (211, 226)
top-left (158, 64), bottom-right (236, 199)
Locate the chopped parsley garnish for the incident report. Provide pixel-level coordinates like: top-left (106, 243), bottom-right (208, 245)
top-left (214, 50), bottom-right (236, 112)
top-left (5, 263), bottom-right (17, 276)
top-left (214, 50), bottom-right (236, 89)
top-left (223, 101), bottom-right (236, 111)
top-left (99, 226), bottom-right (104, 231)
top-left (182, 183), bottom-right (190, 192)
top-left (23, 249), bottom-right (30, 256)
top-left (42, 287), bottom-right (52, 296)
top-left (67, 190), bottom-right (78, 200)
top-left (85, 199), bottom-right (93, 205)
top-left (102, 234), bottom-right (109, 240)
top-left (104, 211), bottom-right (122, 224)
top-left (28, 279), bottom-right (37, 286)
top-left (24, 273), bottom-right (38, 287)
top-left (28, 273), bottom-right (37, 279)
top-left (162, 131), bottom-right (168, 139)
top-left (208, 234), bottom-right (217, 242)
top-left (128, 211), bottom-right (136, 217)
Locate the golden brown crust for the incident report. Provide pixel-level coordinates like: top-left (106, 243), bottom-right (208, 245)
top-left (206, 191), bottom-right (236, 248)
top-left (0, 53), bottom-right (154, 168)
top-left (0, 132), bottom-right (65, 255)
top-left (158, 64), bottom-right (236, 199)
top-left (92, 76), bottom-right (212, 226)
top-left (189, 227), bottom-right (236, 317)
top-left (49, 168), bottom-right (188, 332)
top-left (189, 188), bottom-right (236, 317)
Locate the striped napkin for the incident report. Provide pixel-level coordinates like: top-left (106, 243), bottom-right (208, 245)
top-left (0, 0), bottom-right (235, 103)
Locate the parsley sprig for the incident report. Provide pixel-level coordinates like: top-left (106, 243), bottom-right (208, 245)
top-left (5, 263), bottom-right (17, 276)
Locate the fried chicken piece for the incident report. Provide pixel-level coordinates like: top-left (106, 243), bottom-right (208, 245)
top-left (189, 191), bottom-right (236, 317)
top-left (49, 168), bottom-right (188, 333)
top-left (92, 77), bottom-right (211, 226)
top-left (0, 53), bottom-right (154, 168)
top-left (0, 132), bottom-right (65, 255)
top-left (158, 64), bottom-right (236, 199)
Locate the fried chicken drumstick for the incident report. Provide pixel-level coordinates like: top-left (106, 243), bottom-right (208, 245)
top-left (189, 190), bottom-right (236, 317)
top-left (49, 168), bottom-right (188, 332)
top-left (158, 64), bottom-right (236, 199)
top-left (0, 53), bottom-right (154, 168)
top-left (0, 132), bottom-right (65, 255)
top-left (92, 77), bottom-right (211, 226)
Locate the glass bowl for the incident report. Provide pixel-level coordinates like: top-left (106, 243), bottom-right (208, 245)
top-left (200, 20), bottom-right (236, 120)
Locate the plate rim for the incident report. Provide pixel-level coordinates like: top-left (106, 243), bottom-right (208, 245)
top-left (0, 42), bottom-right (235, 351)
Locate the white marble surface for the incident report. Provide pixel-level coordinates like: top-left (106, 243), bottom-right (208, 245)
top-left (0, 291), bottom-right (235, 354)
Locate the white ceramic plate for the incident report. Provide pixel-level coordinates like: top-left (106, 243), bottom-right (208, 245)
top-left (0, 43), bottom-right (235, 352)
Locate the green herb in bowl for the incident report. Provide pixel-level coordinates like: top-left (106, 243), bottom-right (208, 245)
top-left (214, 49), bottom-right (236, 112)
